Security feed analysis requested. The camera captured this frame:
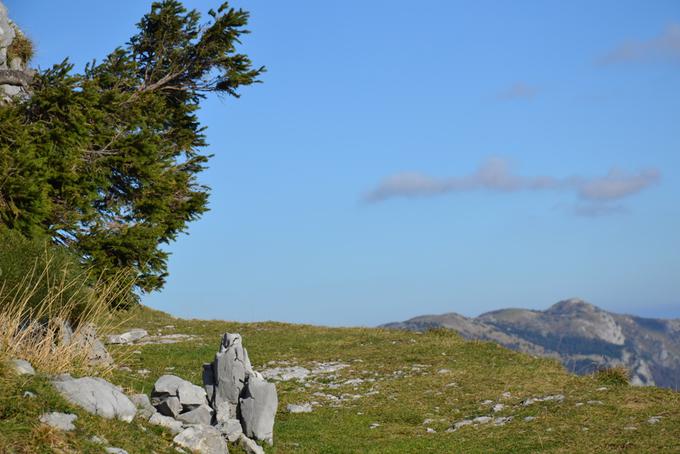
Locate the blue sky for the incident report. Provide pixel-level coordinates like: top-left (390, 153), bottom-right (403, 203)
top-left (8, 1), bottom-right (680, 325)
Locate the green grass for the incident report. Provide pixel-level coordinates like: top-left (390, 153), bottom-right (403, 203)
top-left (2, 305), bottom-right (680, 453)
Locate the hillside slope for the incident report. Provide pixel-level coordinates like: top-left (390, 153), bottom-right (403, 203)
top-left (1, 305), bottom-right (680, 453)
top-left (383, 298), bottom-right (680, 389)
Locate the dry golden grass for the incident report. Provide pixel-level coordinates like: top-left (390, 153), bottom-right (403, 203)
top-left (0, 256), bottom-right (132, 375)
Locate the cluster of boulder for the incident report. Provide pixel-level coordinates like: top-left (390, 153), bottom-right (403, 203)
top-left (15, 330), bottom-right (276, 454)
top-left (148, 333), bottom-right (278, 453)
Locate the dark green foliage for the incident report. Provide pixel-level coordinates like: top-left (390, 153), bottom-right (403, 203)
top-left (0, 1), bottom-right (263, 298)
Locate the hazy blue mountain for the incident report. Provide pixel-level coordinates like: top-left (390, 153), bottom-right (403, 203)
top-left (382, 299), bottom-right (680, 389)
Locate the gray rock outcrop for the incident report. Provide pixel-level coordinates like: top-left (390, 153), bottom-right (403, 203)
top-left (0, 1), bottom-right (32, 102)
top-left (52, 374), bottom-right (136, 422)
top-left (141, 332), bottom-right (275, 452)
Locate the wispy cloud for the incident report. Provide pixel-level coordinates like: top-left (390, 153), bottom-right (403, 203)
top-left (598, 23), bottom-right (680, 65)
top-left (364, 158), bottom-right (660, 216)
top-left (496, 82), bottom-right (539, 101)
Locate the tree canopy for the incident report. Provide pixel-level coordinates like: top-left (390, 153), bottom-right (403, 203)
top-left (0, 1), bottom-right (264, 298)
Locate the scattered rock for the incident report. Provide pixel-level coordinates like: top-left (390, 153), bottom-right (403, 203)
top-left (287, 403), bottom-right (312, 413)
top-left (648, 416), bottom-right (662, 424)
top-left (61, 322), bottom-right (114, 367)
top-left (494, 416), bottom-right (512, 426)
top-left (492, 404), bottom-right (505, 413)
top-left (473, 416), bottom-right (492, 424)
top-left (105, 448), bottom-right (128, 454)
top-left (10, 359), bottom-right (35, 375)
top-left (23, 391), bottom-right (36, 398)
top-left (173, 425), bottom-right (228, 454)
top-left (369, 422), bottom-right (381, 429)
top-left (39, 412), bottom-right (77, 431)
top-left (426, 427), bottom-right (436, 433)
top-left (176, 404), bottom-right (214, 425)
top-left (587, 400), bottom-right (603, 405)
top-left (52, 375), bottom-right (136, 422)
top-left (90, 435), bottom-right (107, 444)
top-left (106, 329), bottom-right (148, 345)
top-left (260, 366), bottom-right (310, 382)
top-left (523, 394), bottom-right (565, 406)
top-left (239, 375), bottom-right (278, 445)
top-left (238, 434), bottom-right (265, 454)
top-left (148, 412), bottom-right (183, 434)
top-left (524, 416), bottom-right (536, 422)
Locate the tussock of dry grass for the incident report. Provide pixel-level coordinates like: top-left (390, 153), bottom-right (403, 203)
top-left (0, 256), bottom-right (131, 375)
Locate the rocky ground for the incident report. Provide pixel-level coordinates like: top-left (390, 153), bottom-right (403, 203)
top-left (2, 305), bottom-right (680, 453)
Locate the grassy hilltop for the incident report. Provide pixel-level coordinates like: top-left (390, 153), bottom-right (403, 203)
top-left (2, 305), bottom-right (680, 453)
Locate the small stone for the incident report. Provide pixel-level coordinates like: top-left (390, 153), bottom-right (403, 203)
top-left (369, 422), bottom-right (381, 429)
top-left (287, 403), bottom-right (312, 413)
top-left (473, 416), bottom-right (492, 424)
top-left (492, 404), bottom-right (505, 413)
top-left (426, 427), bottom-right (436, 433)
top-left (494, 416), bottom-right (512, 426)
top-left (524, 416), bottom-right (535, 422)
top-left (173, 425), bottom-right (228, 454)
top-left (90, 435), bottom-right (107, 444)
top-left (106, 329), bottom-right (148, 345)
top-left (10, 359), bottom-right (35, 375)
top-left (105, 448), bottom-right (128, 454)
top-left (437, 369), bottom-right (451, 374)
top-left (23, 391), bottom-right (36, 398)
top-left (148, 412), bottom-right (183, 434)
top-left (451, 419), bottom-right (473, 431)
top-left (587, 400), bottom-right (603, 405)
top-left (648, 416), bottom-right (662, 424)
top-left (39, 412), bottom-right (77, 431)
top-left (176, 404), bottom-right (214, 425)
top-left (238, 434), bottom-right (265, 454)
top-left (501, 392), bottom-right (512, 399)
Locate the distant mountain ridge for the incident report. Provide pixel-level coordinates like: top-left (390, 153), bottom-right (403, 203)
top-left (382, 299), bottom-right (680, 389)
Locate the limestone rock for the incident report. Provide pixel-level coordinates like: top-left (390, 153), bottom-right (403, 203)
top-left (239, 375), bottom-right (278, 445)
top-left (173, 425), bottom-right (229, 454)
top-left (177, 380), bottom-right (208, 408)
top-left (176, 404), bottom-right (214, 425)
top-left (217, 418), bottom-right (243, 443)
top-left (152, 375), bottom-right (186, 396)
top-left (52, 375), bottom-right (136, 422)
top-left (238, 434), bottom-right (265, 454)
top-left (156, 396), bottom-right (182, 418)
top-left (107, 329), bottom-right (148, 345)
top-left (211, 333), bottom-right (252, 407)
top-left (148, 412), bottom-right (183, 434)
top-left (105, 448), bottom-right (128, 454)
top-left (130, 393), bottom-right (156, 419)
top-left (287, 403), bottom-right (312, 413)
top-left (39, 412), bottom-right (77, 431)
top-left (10, 358), bottom-right (34, 375)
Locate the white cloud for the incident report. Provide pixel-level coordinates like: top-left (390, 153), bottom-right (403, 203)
top-left (364, 157), bottom-right (660, 216)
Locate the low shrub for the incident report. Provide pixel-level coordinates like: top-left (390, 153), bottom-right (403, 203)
top-left (593, 366), bottom-right (630, 386)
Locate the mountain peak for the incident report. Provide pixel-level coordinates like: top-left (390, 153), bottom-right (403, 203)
top-left (546, 298), bottom-right (597, 315)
